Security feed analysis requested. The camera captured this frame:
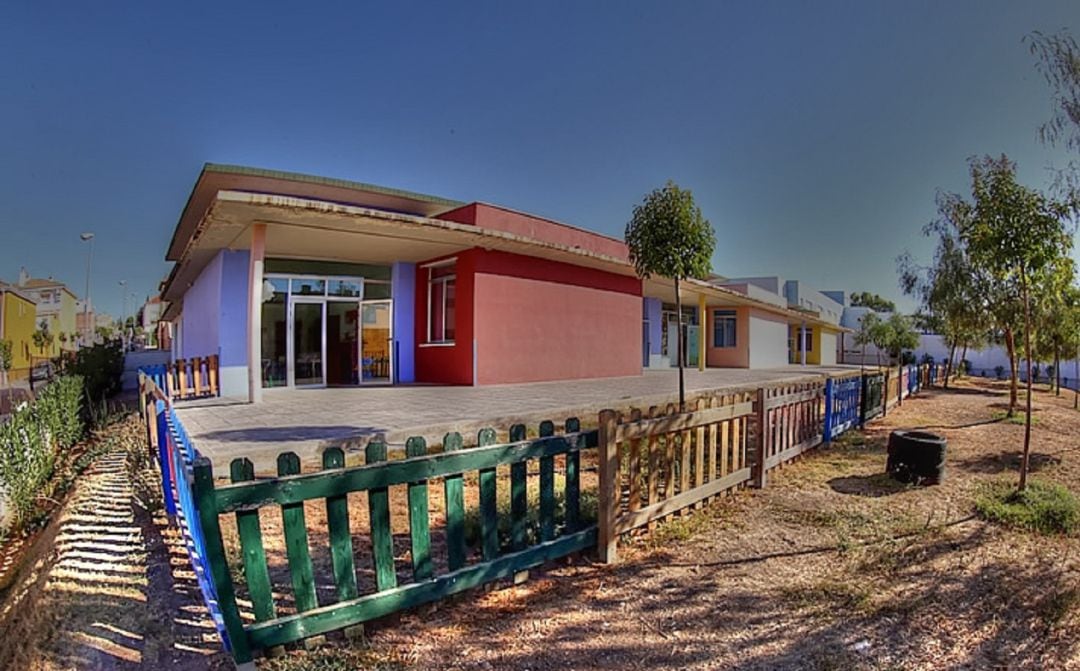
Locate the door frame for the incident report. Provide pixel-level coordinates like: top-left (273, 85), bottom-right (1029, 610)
top-left (359, 299), bottom-right (393, 384)
top-left (288, 297), bottom-right (327, 388)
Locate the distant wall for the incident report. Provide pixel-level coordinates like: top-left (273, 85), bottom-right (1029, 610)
top-left (748, 309), bottom-right (789, 368)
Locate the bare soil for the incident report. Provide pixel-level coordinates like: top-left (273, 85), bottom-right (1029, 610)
top-left (262, 378), bottom-right (1080, 670)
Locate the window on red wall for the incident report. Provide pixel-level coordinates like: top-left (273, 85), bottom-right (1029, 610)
top-left (427, 261), bottom-right (456, 343)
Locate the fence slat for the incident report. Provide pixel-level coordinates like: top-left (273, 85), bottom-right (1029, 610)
top-left (646, 407), bottom-right (659, 518)
top-left (628, 408), bottom-right (643, 512)
top-left (539, 420), bottom-right (556, 542)
top-left (442, 432), bottom-right (467, 572)
top-left (564, 418), bottom-right (582, 532)
top-left (278, 452), bottom-right (318, 613)
top-left (229, 458), bottom-right (276, 622)
top-left (405, 437), bottom-right (433, 581)
top-left (509, 424), bottom-right (528, 551)
top-left (478, 428), bottom-right (499, 562)
top-left (365, 441), bottom-right (397, 593)
top-left (322, 447), bottom-right (358, 602)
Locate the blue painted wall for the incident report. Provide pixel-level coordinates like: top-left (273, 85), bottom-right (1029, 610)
top-left (218, 250), bottom-right (250, 367)
top-left (644, 297), bottom-right (662, 355)
top-left (391, 261), bottom-right (416, 383)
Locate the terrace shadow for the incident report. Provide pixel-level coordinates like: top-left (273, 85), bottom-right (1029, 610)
top-left (200, 425), bottom-right (385, 442)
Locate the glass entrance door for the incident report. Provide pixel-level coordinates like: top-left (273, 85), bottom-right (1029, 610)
top-left (291, 301), bottom-right (325, 387)
top-left (360, 300), bottom-right (392, 383)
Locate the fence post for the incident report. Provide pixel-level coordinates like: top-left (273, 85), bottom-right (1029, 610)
top-left (823, 378), bottom-right (834, 444)
top-left (192, 457), bottom-right (254, 667)
top-left (753, 387), bottom-right (768, 488)
top-left (597, 409), bottom-right (619, 564)
top-left (155, 401), bottom-right (178, 517)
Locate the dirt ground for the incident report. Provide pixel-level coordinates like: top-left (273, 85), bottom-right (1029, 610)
top-left (262, 378), bottom-right (1080, 671)
top-left (7, 379), bottom-right (1080, 670)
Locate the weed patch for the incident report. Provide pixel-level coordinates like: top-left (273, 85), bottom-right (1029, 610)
top-left (975, 480), bottom-right (1080, 534)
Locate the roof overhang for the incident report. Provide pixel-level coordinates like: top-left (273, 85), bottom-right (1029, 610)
top-left (162, 190), bottom-right (638, 308)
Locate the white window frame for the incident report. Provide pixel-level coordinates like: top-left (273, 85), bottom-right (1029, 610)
top-left (424, 259), bottom-right (456, 345)
top-left (713, 310), bottom-right (737, 348)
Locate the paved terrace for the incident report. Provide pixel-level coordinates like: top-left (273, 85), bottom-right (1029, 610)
top-left (176, 365), bottom-right (866, 475)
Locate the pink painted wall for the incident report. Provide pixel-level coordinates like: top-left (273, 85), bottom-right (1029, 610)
top-left (471, 250), bottom-right (642, 384)
top-left (706, 306), bottom-right (750, 368)
top-left (437, 203), bottom-right (630, 262)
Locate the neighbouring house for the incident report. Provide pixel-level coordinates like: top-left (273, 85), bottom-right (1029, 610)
top-left (161, 164), bottom-right (847, 401)
top-left (0, 281), bottom-right (38, 381)
top-left (15, 269), bottom-right (79, 358)
top-left (138, 294), bottom-right (171, 350)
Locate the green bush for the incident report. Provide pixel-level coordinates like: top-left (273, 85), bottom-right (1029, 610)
top-left (0, 375), bottom-right (84, 530)
top-left (975, 480), bottom-right (1080, 535)
top-left (60, 340), bottom-right (123, 415)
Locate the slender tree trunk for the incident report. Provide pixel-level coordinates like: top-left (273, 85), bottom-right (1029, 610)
top-left (1004, 328), bottom-right (1018, 417)
top-left (1019, 273), bottom-right (1034, 493)
top-left (674, 276), bottom-right (685, 412)
top-left (944, 343), bottom-right (956, 389)
top-left (960, 343), bottom-right (969, 377)
top-left (1055, 345), bottom-right (1062, 396)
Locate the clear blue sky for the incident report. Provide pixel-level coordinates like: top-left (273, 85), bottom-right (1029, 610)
top-left (2, 1), bottom-right (1077, 318)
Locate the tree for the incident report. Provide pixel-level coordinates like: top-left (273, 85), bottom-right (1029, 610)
top-left (31, 320), bottom-right (54, 356)
top-left (853, 312), bottom-right (882, 369)
top-left (0, 339), bottom-right (11, 389)
top-left (881, 313), bottom-right (920, 365)
top-left (1027, 30), bottom-right (1080, 198)
top-left (850, 291), bottom-right (896, 312)
top-left (625, 181), bottom-right (716, 410)
top-left (960, 155), bottom-right (1074, 492)
top-left (899, 202), bottom-right (990, 389)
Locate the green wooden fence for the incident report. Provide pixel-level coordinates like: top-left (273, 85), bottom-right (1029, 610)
top-left (193, 420), bottom-right (598, 665)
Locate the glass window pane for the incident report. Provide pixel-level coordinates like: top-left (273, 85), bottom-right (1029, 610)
top-left (444, 280), bottom-right (456, 341)
top-left (431, 281), bottom-right (445, 341)
top-left (431, 262), bottom-right (455, 280)
top-left (364, 282), bottom-right (391, 300)
top-left (328, 279), bottom-right (362, 298)
top-left (292, 278), bottom-right (326, 296)
top-left (264, 277), bottom-right (289, 304)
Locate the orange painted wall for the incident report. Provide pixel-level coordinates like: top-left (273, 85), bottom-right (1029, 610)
top-left (471, 250), bottom-right (642, 384)
top-left (706, 306), bottom-right (750, 368)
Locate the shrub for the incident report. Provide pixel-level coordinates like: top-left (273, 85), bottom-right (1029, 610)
top-left (0, 376), bottom-right (84, 529)
top-left (995, 365), bottom-right (1005, 379)
top-left (975, 480), bottom-right (1080, 535)
top-left (60, 340), bottom-right (123, 415)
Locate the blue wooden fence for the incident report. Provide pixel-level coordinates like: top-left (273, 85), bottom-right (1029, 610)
top-left (823, 375), bottom-right (861, 441)
top-left (140, 373), bottom-right (235, 657)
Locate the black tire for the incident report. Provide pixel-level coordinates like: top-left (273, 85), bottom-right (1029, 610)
top-left (887, 429), bottom-right (947, 485)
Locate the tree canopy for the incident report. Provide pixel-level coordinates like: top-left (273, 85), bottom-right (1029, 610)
top-left (625, 181), bottom-right (715, 283)
top-left (849, 291), bottom-right (896, 312)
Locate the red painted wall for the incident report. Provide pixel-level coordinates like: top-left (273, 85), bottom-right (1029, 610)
top-left (437, 203), bottom-right (630, 262)
top-left (414, 250), bottom-right (476, 385)
top-left (472, 250), bottom-right (642, 384)
top-left (414, 248), bottom-right (643, 385)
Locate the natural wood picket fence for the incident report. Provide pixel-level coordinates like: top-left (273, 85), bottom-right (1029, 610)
top-left (142, 366), bottom-right (950, 668)
top-left (140, 355), bottom-right (220, 401)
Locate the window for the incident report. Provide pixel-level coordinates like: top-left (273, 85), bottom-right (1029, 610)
top-left (427, 261), bottom-right (456, 343)
top-left (713, 310), bottom-right (737, 348)
top-left (805, 329), bottom-right (813, 352)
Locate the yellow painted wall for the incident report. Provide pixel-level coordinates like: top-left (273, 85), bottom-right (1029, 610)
top-left (2, 292), bottom-right (37, 376)
top-left (34, 289), bottom-right (78, 357)
top-left (789, 324), bottom-right (822, 365)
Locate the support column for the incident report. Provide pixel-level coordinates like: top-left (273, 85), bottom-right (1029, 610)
top-left (247, 223), bottom-right (266, 404)
top-left (697, 294), bottom-right (706, 372)
top-left (800, 322), bottom-right (807, 366)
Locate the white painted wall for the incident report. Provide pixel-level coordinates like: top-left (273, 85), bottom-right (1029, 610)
top-left (819, 331), bottom-right (837, 366)
top-left (748, 312), bottom-right (790, 368)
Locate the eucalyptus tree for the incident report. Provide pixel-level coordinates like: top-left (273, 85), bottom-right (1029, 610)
top-left (959, 155), bottom-right (1074, 491)
top-left (1027, 30), bottom-right (1080, 198)
top-left (625, 181), bottom-right (716, 410)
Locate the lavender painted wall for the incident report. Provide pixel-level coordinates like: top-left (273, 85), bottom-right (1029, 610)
top-left (391, 261), bottom-right (415, 383)
top-left (219, 250), bottom-right (250, 367)
top-left (179, 251), bottom-right (222, 359)
top-left (644, 297), bottom-right (662, 356)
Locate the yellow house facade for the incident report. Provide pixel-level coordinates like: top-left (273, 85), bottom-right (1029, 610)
top-left (15, 272), bottom-right (80, 358)
top-left (0, 283), bottom-right (38, 379)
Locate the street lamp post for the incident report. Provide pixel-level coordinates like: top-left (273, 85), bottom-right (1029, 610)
top-left (119, 280), bottom-right (128, 351)
top-left (80, 232), bottom-right (94, 346)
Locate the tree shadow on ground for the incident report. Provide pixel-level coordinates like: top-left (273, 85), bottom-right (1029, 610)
top-left (828, 473), bottom-right (910, 497)
top-left (910, 417), bottom-right (1004, 431)
top-left (953, 450), bottom-right (1062, 475)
